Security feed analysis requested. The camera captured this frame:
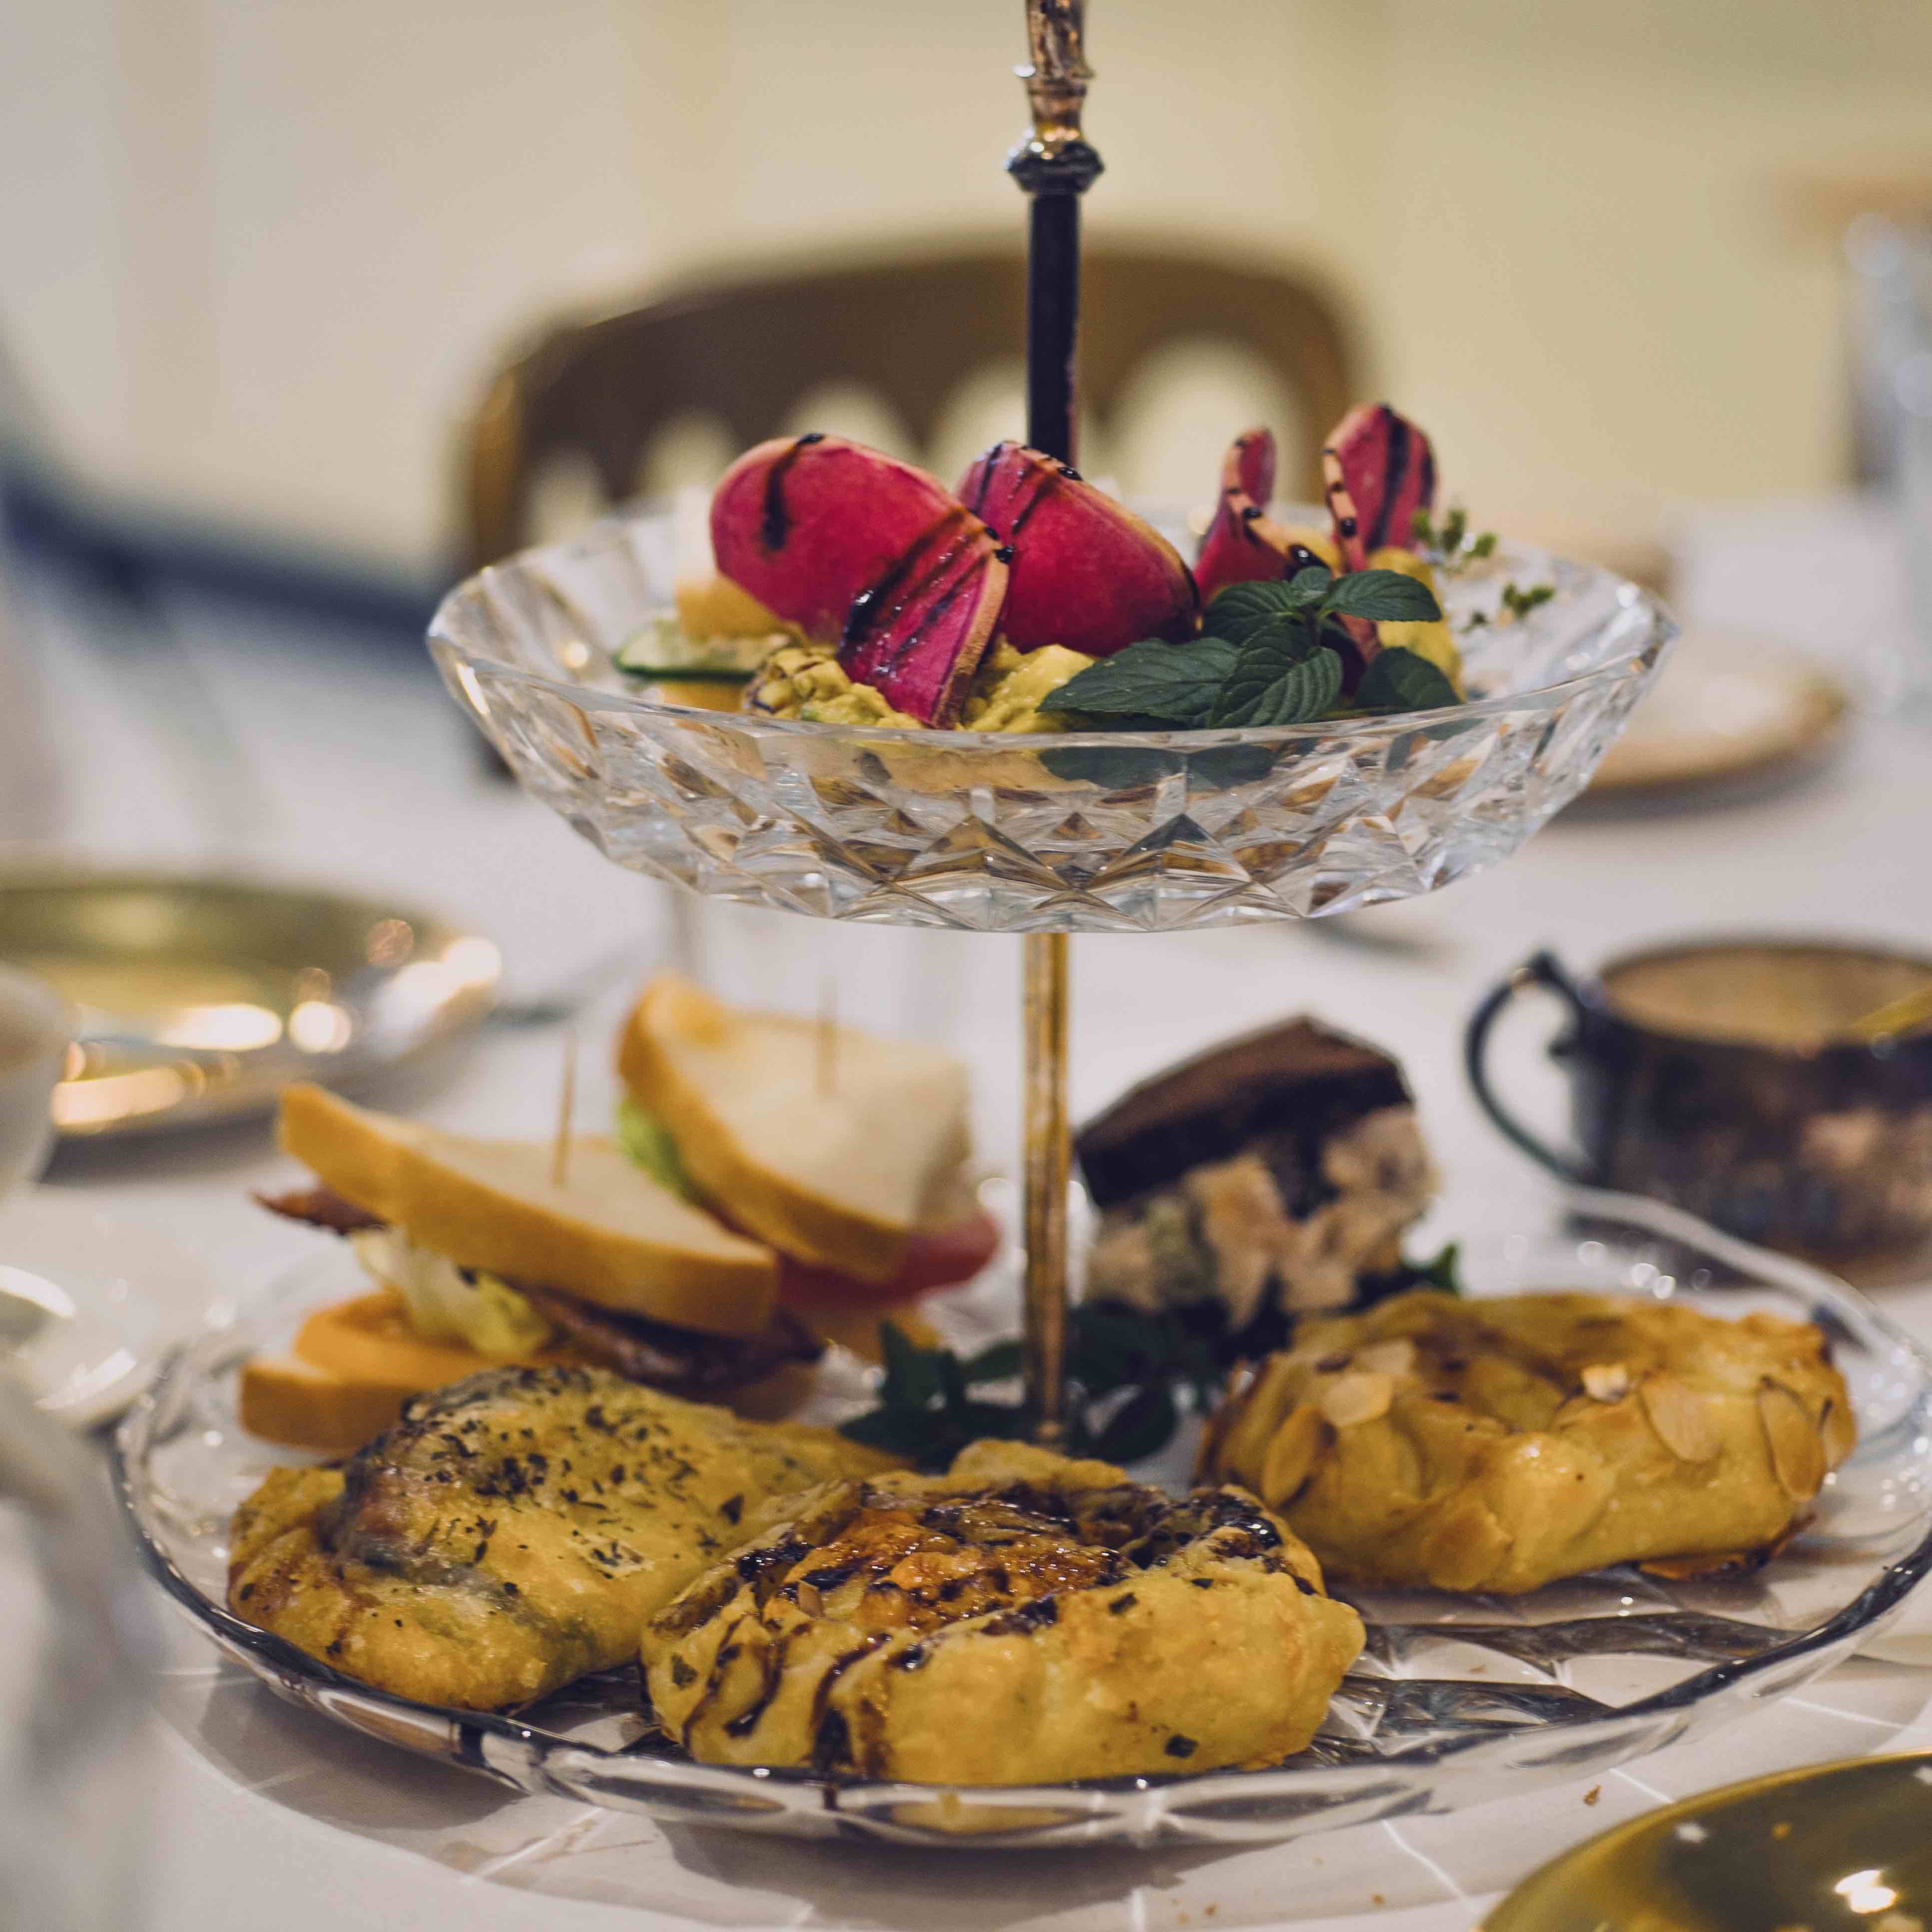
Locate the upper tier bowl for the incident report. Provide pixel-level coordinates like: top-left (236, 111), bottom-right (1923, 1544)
top-left (429, 504), bottom-right (1675, 932)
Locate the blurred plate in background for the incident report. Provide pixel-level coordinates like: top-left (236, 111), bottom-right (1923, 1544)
top-left (1484, 1752), bottom-right (1932, 1932)
top-left (0, 867), bottom-right (499, 1138)
top-left (0, 1190), bottom-right (218, 1426)
top-left (1585, 629), bottom-right (1850, 798)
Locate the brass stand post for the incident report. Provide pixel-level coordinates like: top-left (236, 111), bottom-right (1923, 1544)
top-left (1009, 2), bottom-right (1100, 1442)
top-left (1009, 2), bottom-right (1103, 466)
top-left (1021, 931), bottom-right (1072, 1440)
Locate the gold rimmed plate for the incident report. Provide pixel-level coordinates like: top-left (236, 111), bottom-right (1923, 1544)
top-left (111, 1190), bottom-right (1932, 1850)
top-left (1583, 629), bottom-right (1850, 800)
top-left (0, 867), bottom-right (500, 1138)
top-left (1484, 1752), bottom-right (1932, 1932)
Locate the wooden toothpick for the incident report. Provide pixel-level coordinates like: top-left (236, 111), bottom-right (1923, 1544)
top-left (816, 973), bottom-right (838, 1098)
top-left (551, 1027), bottom-right (578, 1188)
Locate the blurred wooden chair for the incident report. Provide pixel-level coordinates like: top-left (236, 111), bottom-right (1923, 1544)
top-left (461, 242), bottom-right (1358, 571)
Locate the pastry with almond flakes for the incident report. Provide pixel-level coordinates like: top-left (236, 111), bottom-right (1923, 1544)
top-left (1199, 1290), bottom-right (1854, 1594)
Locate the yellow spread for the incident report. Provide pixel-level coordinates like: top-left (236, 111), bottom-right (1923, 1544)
top-left (959, 642), bottom-right (1096, 732)
top-left (675, 574), bottom-right (788, 639)
top-left (1281, 525), bottom-right (1344, 574)
top-left (746, 643), bottom-right (923, 728)
top-left (747, 638), bottom-right (1096, 732)
top-left (1365, 546), bottom-right (1464, 692)
top-left (350, 1226), bottom-right (553, 1358)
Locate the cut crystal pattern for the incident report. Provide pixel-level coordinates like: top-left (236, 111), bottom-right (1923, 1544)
top-left (428, 505), bottom-right (1675, 933)
top-left (116, 1193), bottom-right (1932, 1850)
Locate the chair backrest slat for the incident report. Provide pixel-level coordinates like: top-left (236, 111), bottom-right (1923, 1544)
top-left (463, 244), bottom-right (1357, 571)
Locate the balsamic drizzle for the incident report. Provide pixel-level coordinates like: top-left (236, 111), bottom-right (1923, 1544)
top-left (841, 506), bottom-right (976, 650)
top-left (1367, 409), bottom-right (1410, 553)
top-left (760, 432), bottom-right (824, 552)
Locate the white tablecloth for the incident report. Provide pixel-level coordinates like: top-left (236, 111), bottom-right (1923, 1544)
top-left (14, 495), bottom-right (1932, 1930)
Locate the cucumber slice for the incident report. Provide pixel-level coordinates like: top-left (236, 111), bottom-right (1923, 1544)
top-left (615, 615), bottom-right (775, 681)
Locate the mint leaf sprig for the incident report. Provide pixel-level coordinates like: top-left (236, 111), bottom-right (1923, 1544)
top-left (838, 1240), bottom-right (1469, 1471)
top-left (1501, 581), bottom-right (1554, 620)
top-left (1411, 504), bottom-right (1498, 571)
top-left (838, 1306), bottom-right (1218, 1469)
top-left (1464, 579), bottom-right (1556, 633)
top-left (1054, 568), bottom-right (1451, 732)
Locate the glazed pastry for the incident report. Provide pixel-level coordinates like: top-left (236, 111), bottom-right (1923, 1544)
top-left (228, 1366), bottom-right (896, 1709)
top-left (1077, 1018), bottom-right (1437, 1322)
top-left (1201, 1290), bottom-right (1855, 1594)
top-left (640, 1440), bottom-right (1364, 1784)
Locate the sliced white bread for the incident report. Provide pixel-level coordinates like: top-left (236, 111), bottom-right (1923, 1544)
top-left (235, 1288), bottom-right (817, 1453)
top-left (277, 1084), bottom-right (778, 1337)
top-left (238, 1289), bottom-right (541, 1456)
top-left (616, 978), bottom-right (971, 1286)
top-left (240, 1351), bottom-right (418, 1457)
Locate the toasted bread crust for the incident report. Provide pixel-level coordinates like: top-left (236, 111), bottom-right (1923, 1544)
top-left (278, 1083), bottom-right (407, 1220)
top-left (275, 1085), bottom-right (778, 1337)
top-left (618, 985), bottom-right (911, 1284)
top-left (239, 1289), bottom-right (586, 1455)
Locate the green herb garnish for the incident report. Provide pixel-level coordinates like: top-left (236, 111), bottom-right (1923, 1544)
top-left (1406, 1240), bottom-right (1464, 1295)
top-left (1500, 581), bottom-right (1555, 621)
top-left (1356, 647), bottom-right (1462, 714)
top-left (1411, 506), bottom-right (1498, 568)
top-left (840, 1242), bottom-right (1469, 1470)
top-left (615, 1096), bottom-right (691, 1198)
top-left (1053, 569), bottom-right (1445, 733)
top-left (1046, 636), bottom-right (1237, 729)
top-left (838, 1304), bottom-right (1222, 1469)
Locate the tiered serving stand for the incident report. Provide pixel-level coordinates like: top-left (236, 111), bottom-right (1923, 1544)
top-left (111, 0), bottom-right (1932, 1853)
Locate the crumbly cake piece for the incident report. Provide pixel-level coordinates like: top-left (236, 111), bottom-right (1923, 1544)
top-left (1076, 1019), bottom-right (1436, 1321)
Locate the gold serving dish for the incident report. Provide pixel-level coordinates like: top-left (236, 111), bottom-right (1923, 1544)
top-left (0, 868), bottom-right (500, 1137)
top-left (1583, 629), bottom-right (1849, 800)
top-left (1485, 1752), bottom-right (1932, 1932)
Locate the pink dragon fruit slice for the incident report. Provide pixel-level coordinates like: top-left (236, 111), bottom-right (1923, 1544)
top-left (711, 434), bottom-right (963, 640)
top-left (710, 433), bottom-right (1005, 726)
top-left (1321, 403), bottom-right (1437, 572)
top-left (1226, 425), bottom-right (1275, 505)
top-left (1194, 426), bottom-right (1337, 606)
top-left (836, 506), bottom-right (1008, 727)
top-left (959, 441), bottom-right (1197, 657)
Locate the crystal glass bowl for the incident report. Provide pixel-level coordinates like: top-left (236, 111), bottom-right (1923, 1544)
top-left (113, 1190), bottom-right (1932, 1851)
top-left (428, 506), bottom-right (1674, 931)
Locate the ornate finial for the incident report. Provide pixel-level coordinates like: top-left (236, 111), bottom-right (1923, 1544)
top-left (1009, 0), bottom-right (1102, 194)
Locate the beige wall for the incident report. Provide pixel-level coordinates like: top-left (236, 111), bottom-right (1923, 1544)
top-left (3, 0), bottom-right (1930, 569)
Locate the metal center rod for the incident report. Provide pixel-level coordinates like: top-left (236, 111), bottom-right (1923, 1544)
top-left (1020, 931), bottom-right (1072, 1439)
top-left (1023, 191), bottom-right (1083, 464)
top-left (1009, 1), bottom-right (1101, 1439)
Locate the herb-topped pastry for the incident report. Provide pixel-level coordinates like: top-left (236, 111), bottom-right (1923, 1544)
top-left (227, 1366), bottom-right (897, 1710)
top-left (640, 1440), bottom-right (1363, 1783)
top-left (1201, 1290), bottom-right (1855, 1594)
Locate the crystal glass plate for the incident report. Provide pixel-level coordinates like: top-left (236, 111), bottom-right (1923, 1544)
top-left (113, 1189), bottom-right (1932, 1851)
top-left (427, 505), bottom-right (1674, 931)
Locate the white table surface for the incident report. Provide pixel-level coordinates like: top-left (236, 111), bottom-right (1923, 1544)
top-left (10, 494), bottom-right (1932, 1930)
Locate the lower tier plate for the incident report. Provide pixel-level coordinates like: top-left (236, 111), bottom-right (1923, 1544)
top-left (113, 1189), bottom-right (1932, 1850)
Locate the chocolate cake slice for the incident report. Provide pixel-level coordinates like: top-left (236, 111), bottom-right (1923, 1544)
top-left (1076, 1019), bottom-right (1437, 1323)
